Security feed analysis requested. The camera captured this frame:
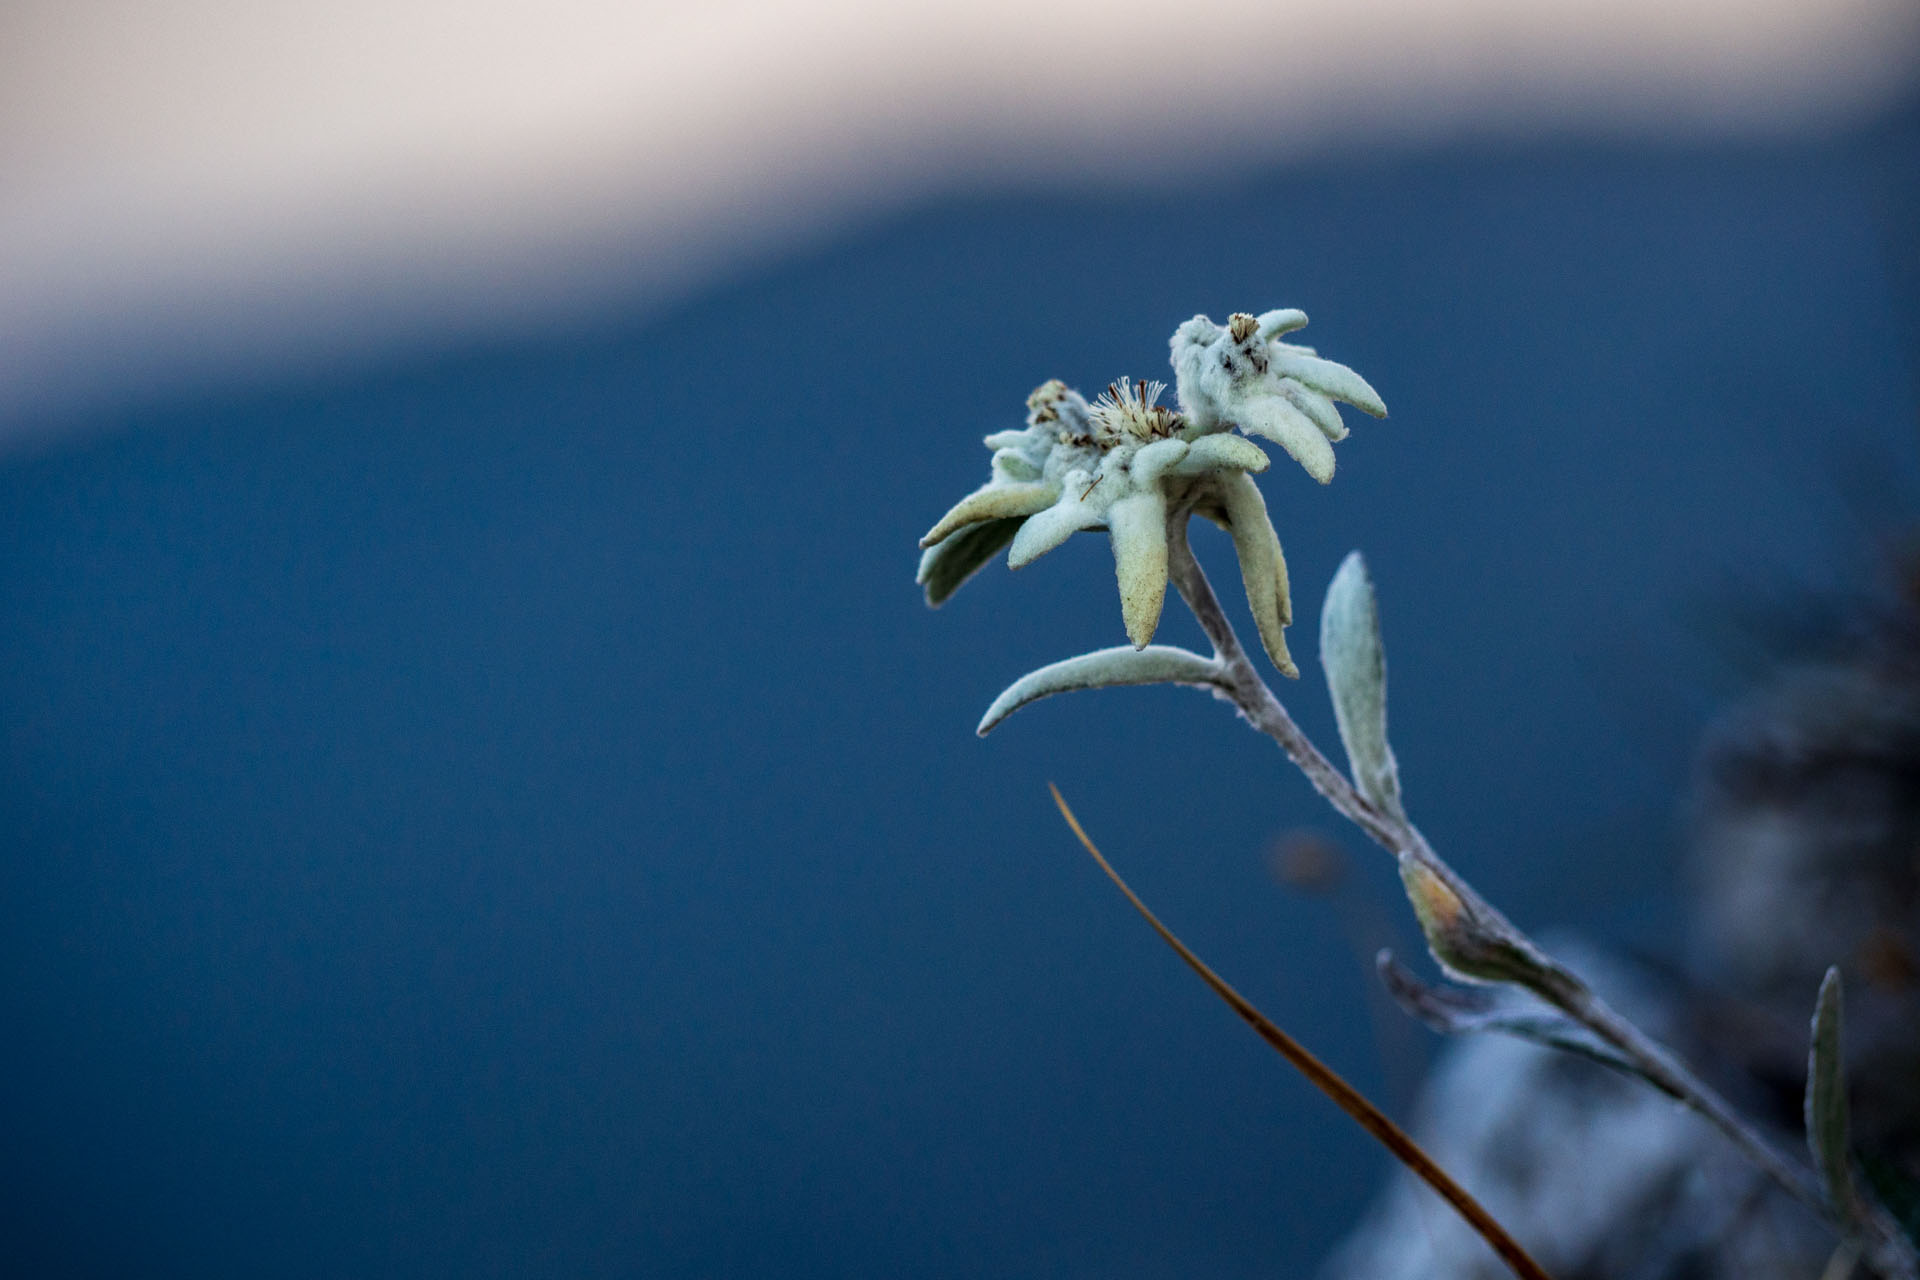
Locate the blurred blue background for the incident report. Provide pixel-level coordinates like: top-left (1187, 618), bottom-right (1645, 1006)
top-left (2, 5), bottom-right (1918, 1276)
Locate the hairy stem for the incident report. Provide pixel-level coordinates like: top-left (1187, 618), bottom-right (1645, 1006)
top-left (1166, 518), bottom-right (1395, 847)
top-left (1165, 519), bottom-right (1917, 1280)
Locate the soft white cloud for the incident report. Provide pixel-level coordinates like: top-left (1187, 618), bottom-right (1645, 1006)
top-left (1, 0), bottom-right (1914, 434)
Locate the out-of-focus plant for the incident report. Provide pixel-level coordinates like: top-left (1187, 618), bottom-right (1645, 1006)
top-left (916, 310), bottom-right (1919, 1280)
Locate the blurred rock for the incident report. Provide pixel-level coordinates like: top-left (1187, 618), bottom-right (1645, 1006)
top-left (1322, 942), bottom-right (1830, 1279)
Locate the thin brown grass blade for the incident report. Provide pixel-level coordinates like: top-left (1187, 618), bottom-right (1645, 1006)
top-left (1048, 782), bottom-right (1552, 1280)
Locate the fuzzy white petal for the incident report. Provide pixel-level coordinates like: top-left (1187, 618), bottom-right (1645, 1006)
top-left (1268, 350), bottom-right (1387, 418)
top-left (921, 481), bottom-right (1061, 548)
top-left (1236, 394), bottom-right (1337, 484)
top-left (1130, 437), bottom-right (1190, 487)
top-left (1280, 382), bottom-right (1347, 442)
top-left (1175, 433), bottom-right (1269, 476)
top-left (983, 426), bottom-right (1039, 451)
top-left (1256, 309), bottom-right (1309, 341)
top-left (1007, 490), bottom-right (1104, 568)
top-left (1216, 472), bottom-right (1297, 677)
top-left (1107, 492), bottom-right (1170, 649)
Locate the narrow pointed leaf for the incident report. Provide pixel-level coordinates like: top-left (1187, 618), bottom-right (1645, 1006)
top-left (1808, 967), bottom-right (1864, 1228)
top-left (1216, 472), bottom-right (1297, 676)
top-left (1131, 438), bottom-right (1190, 486)
top-left (1237, 395), bottom-right (1336, 484)
top-left (1321, 552), bottom-right (1403, 817)
top-left (1280, 382), bottom-right (1347, 441)
top-left (1107, 492), bottom-right (1170, 648)
top-left (1270, 350), bottom-right (1387, 418)
top-left (921, 481), bottom-right (1060, 548)
top-left (1008, 491), bottom-right (1102, 568)
top-left (977, 645), bottom-right (1219, 735)
top-left (1256, 308), bottom-right (1309, 340)
top-left (917, 516), bottom-right (1021, 606)
top-left (1174, 434), bottom-right (1270, 476)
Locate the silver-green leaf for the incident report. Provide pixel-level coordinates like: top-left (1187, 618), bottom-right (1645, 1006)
top-left (1807, 966), bottom-right (1864, 1229)
top-left (977, 645), bottom-right (1220, 737)
top-left (1320, 552), bottom-right (1403, 817)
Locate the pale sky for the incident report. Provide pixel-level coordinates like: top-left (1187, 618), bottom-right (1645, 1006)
top-left (2, 0), bottom-right (1916, 434)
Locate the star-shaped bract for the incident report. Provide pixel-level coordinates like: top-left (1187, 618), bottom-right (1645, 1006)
top-left (918, 310), bottom-right (1382, 678)
top-left (915, 380), bottom-right (1099, 607)
top-left (919, 377), bottom-right (1298, 676)
top-left (1170, 310), bottom-right (1386, 484)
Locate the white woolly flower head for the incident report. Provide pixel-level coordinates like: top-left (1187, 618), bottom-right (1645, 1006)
top-left (1170, 309), bottom-right (1386, 484)
top-left (1023, 378), bottom-right (1094, 439)
top-left (919, 358), bottom-right (1303, 677)
top-left (976, 378), bottom-right (1096, 482)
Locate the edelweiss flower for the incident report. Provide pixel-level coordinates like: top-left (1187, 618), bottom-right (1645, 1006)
top-left (918, 376), bottom-right (1300, 676)
top-left (1170, 310), bottom-right (1386, 484)
top-left (913, 380), bottom-right (1101, 608)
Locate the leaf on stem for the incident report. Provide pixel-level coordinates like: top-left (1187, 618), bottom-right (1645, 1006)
top-left (977, 645), bottom-right (1220, 736)
top-left (1377, 952), bottom-right (1680, 1098)
top-left (1808, 967), bottom-right (1865, 1230)
top-left (1320, 552), bottom-right (1404, 818)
